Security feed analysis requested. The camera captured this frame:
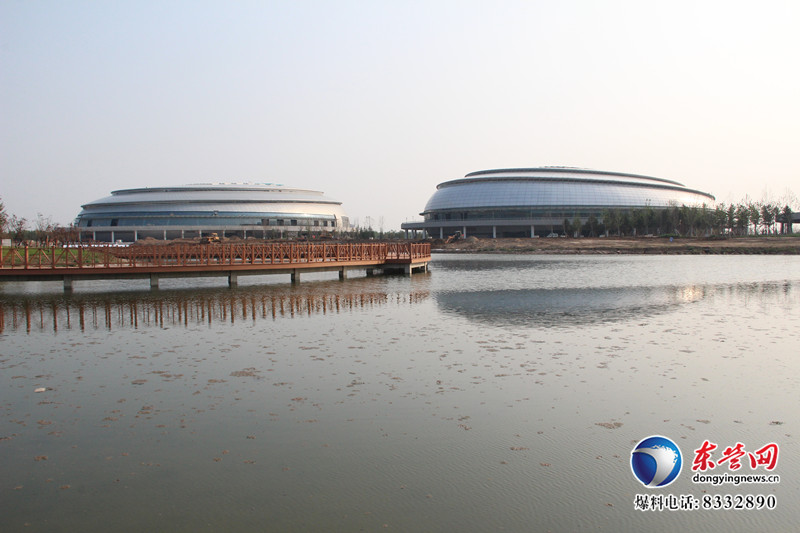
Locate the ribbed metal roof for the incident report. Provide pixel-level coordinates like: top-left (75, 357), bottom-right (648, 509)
top-left (460, 167), bottom-right (685, 187)
top-left (82, 183), bottom-right (341, 210)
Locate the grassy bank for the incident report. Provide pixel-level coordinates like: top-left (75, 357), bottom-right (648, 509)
top-left (0, 246), bottom-right (112, 267)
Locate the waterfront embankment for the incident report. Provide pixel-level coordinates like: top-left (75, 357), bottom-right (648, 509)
top-left (433, 235), bottom-right (800, 254)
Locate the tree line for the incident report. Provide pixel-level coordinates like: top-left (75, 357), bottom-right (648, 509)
top-left (569, 202), bottom-right (795, 238)
top-left (0, 200), bottom-right (81, 246)
top-left (572, 201), bottom-right (794, 238)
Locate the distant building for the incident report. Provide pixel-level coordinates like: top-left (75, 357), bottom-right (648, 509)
top-left (401, 167), bottom-right (715, 238)
top-left (76, 183), bottom-right (349, 242)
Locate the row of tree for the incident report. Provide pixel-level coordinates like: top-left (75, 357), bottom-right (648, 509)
top-left (563, 201), bottom-right (794, 238)
top-left (0, 201), bottom-right (80, 246)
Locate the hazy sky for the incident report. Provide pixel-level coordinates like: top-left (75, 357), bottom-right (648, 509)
top-left (2, 0), bottom-right (798, 230)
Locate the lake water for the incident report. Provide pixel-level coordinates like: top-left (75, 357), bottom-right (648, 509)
top-left (1, 254), bottom-right (798, 532)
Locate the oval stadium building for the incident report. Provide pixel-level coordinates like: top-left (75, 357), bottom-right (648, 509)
top-left (401, 167), bottom-right (715, 239)
top-left (76, 183), bottom-right (350, 243)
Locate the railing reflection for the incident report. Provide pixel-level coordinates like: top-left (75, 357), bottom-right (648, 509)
top-left (0, 285), bottom-right (430, 333)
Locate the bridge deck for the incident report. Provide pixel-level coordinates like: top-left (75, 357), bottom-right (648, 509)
top-left (0, 242), bottom-right (431, 289)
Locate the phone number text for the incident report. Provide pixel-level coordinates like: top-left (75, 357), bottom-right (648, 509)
top-left (633, 494), bottom-right (776, 511)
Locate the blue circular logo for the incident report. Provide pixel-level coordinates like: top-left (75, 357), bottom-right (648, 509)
top-left (631, 435), bottom-right (682, 488)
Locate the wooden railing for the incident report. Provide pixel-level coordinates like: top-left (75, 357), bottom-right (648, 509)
top-left (0, 242), bottom-right (431, 271)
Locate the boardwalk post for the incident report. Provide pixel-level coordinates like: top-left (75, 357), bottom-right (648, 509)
top-left (150, 274), bottom-right (159, 289)
top-left (64, 276), bottom-right (73, 291)
top-left (291, 269), bottom-right (300, 283)
top-left (339, 268), bottom-right (347, 280)
top-left (228, 272), bottom-right (238, 287)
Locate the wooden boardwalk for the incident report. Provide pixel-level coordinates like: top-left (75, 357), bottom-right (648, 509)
top-left (0, 242), bottom-right (431, 290)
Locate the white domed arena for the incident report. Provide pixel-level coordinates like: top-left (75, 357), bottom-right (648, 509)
top-left (76, 183), bottom-right (350, 243)
top-left (401, 167), bottom-right (715, 238)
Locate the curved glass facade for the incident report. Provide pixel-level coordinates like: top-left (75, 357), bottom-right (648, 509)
top-left (401, 168), bottom-right (715, 238)
top-left (424, 180), bottom-right (708, 213)
top-left (76, 184), bottom-right (349, 242)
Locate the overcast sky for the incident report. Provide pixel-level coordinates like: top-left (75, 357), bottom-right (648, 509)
top-left (2, 0), bottom-right (798, 231)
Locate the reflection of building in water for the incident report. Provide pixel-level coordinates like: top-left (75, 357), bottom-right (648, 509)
top-left (434, 282), bottom-right (796, 328)
top-left (0, 288), bottom-right (430, 333)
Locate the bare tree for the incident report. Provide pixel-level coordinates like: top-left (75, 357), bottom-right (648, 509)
top-left (748, 203), bottom-right (762, 235)
top-left (52, 224), bottom-right (80, 245)
top-left (10, 215), bottom-right (27, 244)
top-left (0, 197), bottom-right (8, 237)
top-left (780, 205), bottom-right (794, 234)
top-left (759, 204), bottom-right (775, 235)
top-left (35, 213), bottom-right (54, 245)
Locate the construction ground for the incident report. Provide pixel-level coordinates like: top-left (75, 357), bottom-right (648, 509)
top-left (430, 235), bottom-right (800, 255)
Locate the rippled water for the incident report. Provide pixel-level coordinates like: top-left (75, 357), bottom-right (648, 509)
top-left (1, 255), bottom-right (798, 532)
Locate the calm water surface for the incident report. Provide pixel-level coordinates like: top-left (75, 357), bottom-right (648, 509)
top-left (1, 255), bottom-right (798, 532)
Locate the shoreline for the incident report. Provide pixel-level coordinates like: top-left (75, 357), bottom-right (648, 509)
top-left (431, 236), bottom-right (800, 255)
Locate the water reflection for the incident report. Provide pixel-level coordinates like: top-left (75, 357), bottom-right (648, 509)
top-left (435, 281), bottom-right (796, 327)
top-left (1, 255), bottom-right (798, 533)
top-left (0, 282), bottom-right (430, 333)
